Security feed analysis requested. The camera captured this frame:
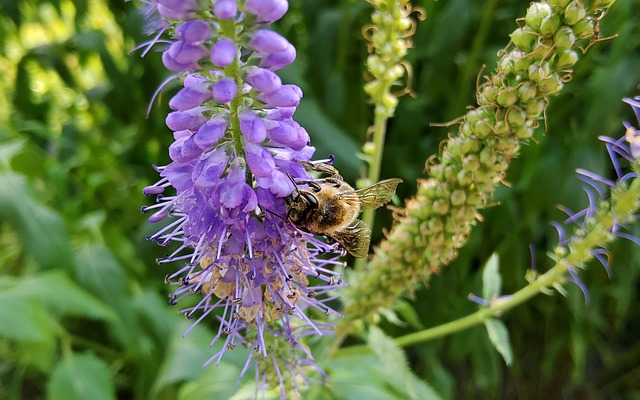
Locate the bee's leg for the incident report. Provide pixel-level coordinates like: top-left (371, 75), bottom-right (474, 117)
top-left (294, 179), bottom-right (322, 192)
top-left (298, 160), bottom-right (343, 181)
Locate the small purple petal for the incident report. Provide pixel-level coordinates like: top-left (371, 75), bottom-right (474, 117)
top-left (213, 0), bottom-right (237, 20)
top-left (244, 66), bottom-right (282, 94)
top-left (211, 38), bottom-right (237, 67)
top-left (162, 51), bottom-right (199, 72)
top-left (166, 107), bottom-right (208, 131)
top-left (247, 30), bottom-right (290, 54)
top-left (259, 43), bottom-right (296, 71)
top-left (166, 41), bottom-right (208, 64)
top-left (157, 0), bottom-right (199, 20)
top-left (244, 0), bottom-right (288, 23)
top-left (160, 162), bottom-right (194, 191)
top-left (265, 120), bottom-right (296, 145)
top-left (194, 115), bottom-right (228, 149)
top-left (181, 135), bottom-right (202, 161)
top-left (212, 78), bottom-right (238, 104)
top-left (239, 110), bottom-right (267, 143)
top-left (256, 170), bottom-right (293, 197)
top-left (193, 148), bottom-right (229, 187)
top-left (258, 84), bottom-right (302, 109)
top-left (175, 21), bottom-right (213, 43)
top-left (245, 142), bottom-right (276, 178)
top-left (169, 76), bottom-right (212, 110)
top-left (265, 107), bottom-right (296, 120)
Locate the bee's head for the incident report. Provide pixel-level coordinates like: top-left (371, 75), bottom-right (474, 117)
top-left (285, 190), bottom-right (318, 224)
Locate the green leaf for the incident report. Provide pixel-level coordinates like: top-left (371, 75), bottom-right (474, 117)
top-left (367, 326), bottom-right (441, 400)
top-left (46, 353), bottom-right (116, 400)
top-left (0, 172), bottom-right (74, 271)
top-left (5, 270), bottom-right (116, 321)
top-left (177, 360), bottom-right (241, 400)
top-left (396, 300), bottom-right (425, 330)
top-left (482, 253), bottom-right (502, 300)
top-left (0, 292), bottom-right (58, 342)
top-left (0, 139), bottom-right (25, 168)
top-left (484, 318), bottom-right (513, 366)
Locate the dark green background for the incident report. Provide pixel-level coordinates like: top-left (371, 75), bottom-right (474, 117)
top-left (0, 0), bottom-right (638, 399)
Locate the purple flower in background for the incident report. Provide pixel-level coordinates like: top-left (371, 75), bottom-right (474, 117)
top-left (138, 0), bottom-right (344, 396)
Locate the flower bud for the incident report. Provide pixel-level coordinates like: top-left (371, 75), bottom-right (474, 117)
top-left (213, 0), bottom-right (237, 20)
top-left (259, 43), bottom-right (296, 70)
top-left (245, 142), bottom-right (276, 178)
top-left (239, 110), bottom-right (267, 143)
top-left (511, 27), bottom-right (538, 52)
top-left (554, 27), bottom-right (576, 51)
top-left (257, 84), bottom-right (302, 108)
top-left (244, 66), bottom-right (282, 94)
top-left (564, 1), bottom-right (586, 26)
top-left (528, 61), bottom-right (552, 82)
top-left (518, 82), bottom-right (537, 103)
top-left (194, 115), bottom-right (228, 149)
top-left (525, 2), bottom-right (553, 32)
top-left (572, 18), bottom-right (594, 39)
top-left (169, 74), bottom-right (212, 110)
top-left (540, 15), bottom-right (561, 36)
top-left (245, 0), bottom-right (288, 23)
top-left (166, 107), bottom-right (208, 131)
top-left (555, 49), bottom-right (578, 69)
top-left (549, 0), bottom-right (572, 9)
top-left (210, 38), bottom-right (237, 67)
top-left (175, 21), bottom-right (213, 43)
top-left (507, 107), bottom-right (526, 128)
top-left (525, 98), bottom-right (546, 117)
top-left (537, 75), bottom-right (563, 95)
top-left (496, 88), bottom-right (518, 107)
top-left (212, 78), bottom-right (238, 104)
top-left (157, 0), bottom-right (199, 20)
top-left (247, 30), bottom-right (290, 54)
top-left (166, 41), bottom-right (208, 65)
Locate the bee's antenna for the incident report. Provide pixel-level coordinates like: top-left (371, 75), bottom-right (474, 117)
top-left (286, 172), bottom-right (300, 195)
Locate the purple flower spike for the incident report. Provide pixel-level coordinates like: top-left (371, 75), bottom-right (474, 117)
top-left (212, 78), bottom-right (238, 104)
top-left (210, 38), bottom-right (237, 67)
top-left (175, 21), bottom-right (213, 43)
top-left (213, 0), bottom-right (238, 20)
top-left (245, 0), bottom-right (288, 23)
top-left (157, 0), bottom-right (199, 20)
top-left (239, 110), bottom-right (267, 143)
top-left (258, 84), bottom-right (302, 108)
top-left (247, 30), bottom-right (291, 54)
top-left (244, 66), bottom-right (282, 94)
top-left (139, 0), bottom-right (347, 396)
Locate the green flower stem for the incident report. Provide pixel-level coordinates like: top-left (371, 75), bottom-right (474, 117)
top-left (338, 265), bottom-right (565, 357)
top-left (358, 109), bottom-right (389, 265)
top-left (356, 0), bottom-right (419, 269)
top-left (219, 19), bottom-right (245, 161)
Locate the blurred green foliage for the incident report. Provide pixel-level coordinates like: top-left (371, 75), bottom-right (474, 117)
top-left (0, 0), bottom-right (638, 399)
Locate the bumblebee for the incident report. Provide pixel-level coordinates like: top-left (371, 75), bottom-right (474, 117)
top-left (285, 161), bottom-right (401, 258)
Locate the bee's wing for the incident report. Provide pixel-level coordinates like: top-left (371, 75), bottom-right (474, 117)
top-left (330, 219), bottom-right (371, 258)
top-left (338, 178), bottom-right (402, 211)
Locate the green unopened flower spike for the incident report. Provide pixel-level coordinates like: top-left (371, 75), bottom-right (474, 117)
top-left (359, 0), bottom-right (424, 239)
top-left (342, 0), bottom-right (617, 325)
